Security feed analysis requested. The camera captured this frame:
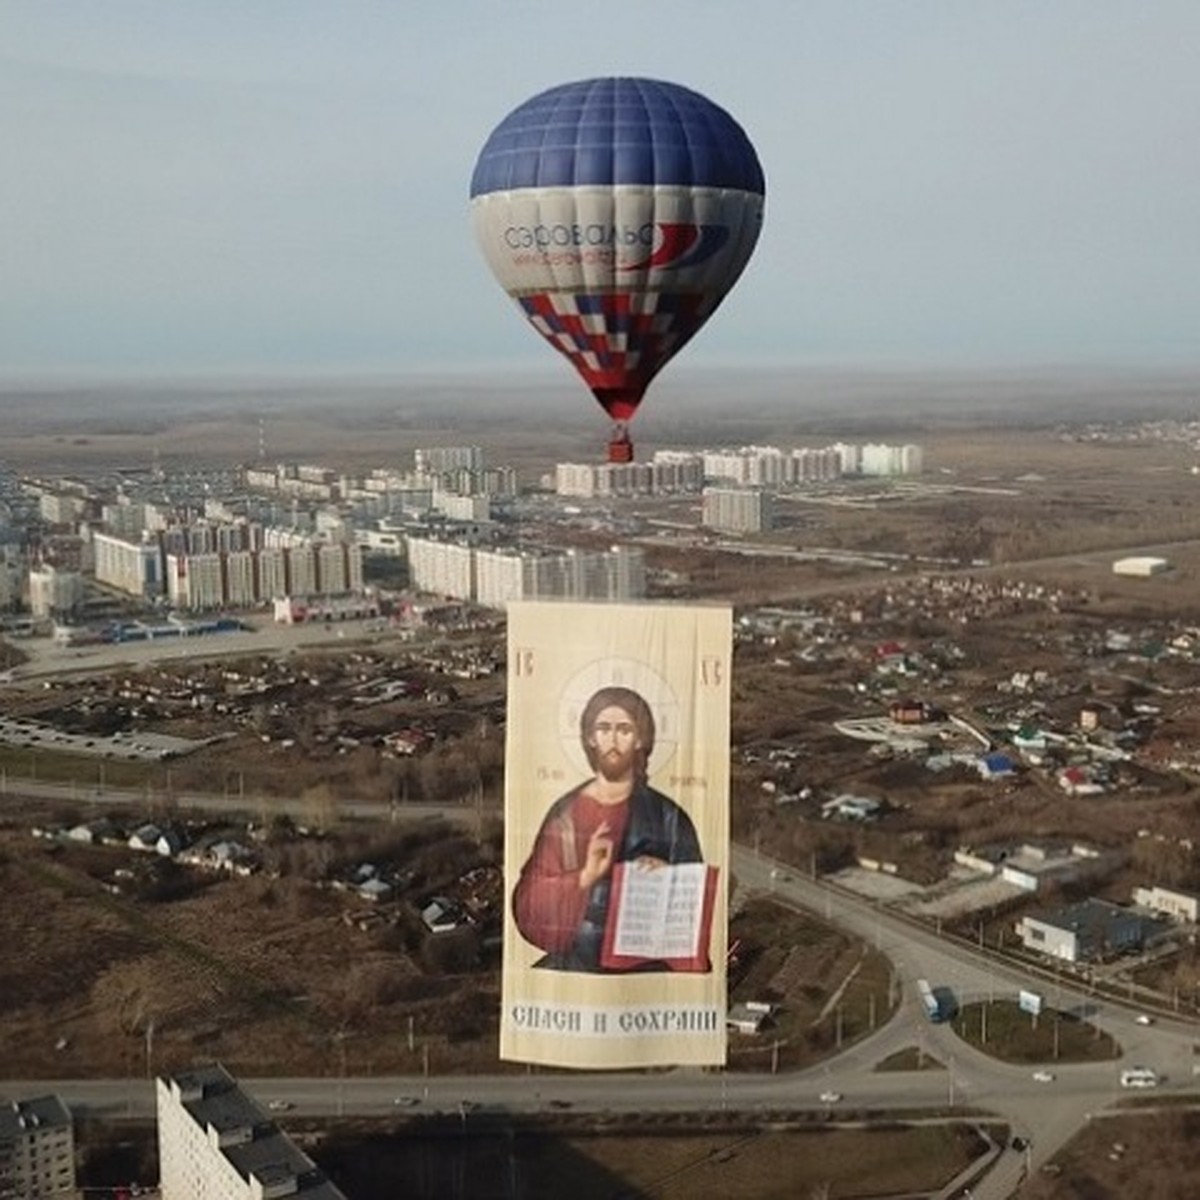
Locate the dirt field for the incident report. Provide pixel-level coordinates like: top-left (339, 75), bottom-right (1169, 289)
top-left (317, 1117), bottom-right (991, 1200)
top-left (0, 820), bottom-right (887, 1081)
top-left (74, 1113), bottom-right (993, 1200)
top-left (0, 823), bottom-right (507, 1080)
top-left (1020, 1107), bottom-right (1200, 1200)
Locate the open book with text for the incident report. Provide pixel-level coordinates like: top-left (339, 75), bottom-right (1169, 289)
top-left (599, 861), bottom-right (718, 972)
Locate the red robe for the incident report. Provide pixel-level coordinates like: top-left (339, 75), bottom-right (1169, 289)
top-left (512, 789), bottom-right (630, 956)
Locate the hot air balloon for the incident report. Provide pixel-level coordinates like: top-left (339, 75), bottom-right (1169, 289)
top-left (470, 77), bottom-right (765, 462)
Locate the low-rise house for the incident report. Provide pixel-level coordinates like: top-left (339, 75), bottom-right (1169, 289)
top-left (155, 829), bottom-right (186, 857)
top-left (978, 752), bottom-right (1018, 780)
top-left (889, 698), bottom-right (930, 724)
top-left (1011, 724), bottom-right (1048, 753)
top-left (67, 817), bottom-right (118, 844)
top-left (1058, 765), bottom-right (1106, 796)
top-left (821, 794), bottom-right (881, 822)
top-left (382, 728), bottom-right (432, 756)
top-left (128, 823), bottom-right (162, 852)
top-left (210, 840), bottom-right (258, 875)
top-left (421, 896), bottom-right (464, 933)
top-left (358, 877), bottom-right (393, 903)
top-left (727, 1001), bottom-right (774, 1035)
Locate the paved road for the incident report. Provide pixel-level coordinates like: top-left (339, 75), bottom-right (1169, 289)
top-left (736, 848), bottom-right (1200, 1198)
top-left (4, 778), bottom-right (1199, 1197)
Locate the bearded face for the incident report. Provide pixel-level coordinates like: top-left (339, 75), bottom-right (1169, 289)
top-left (587, 704), bottom-right (642, 783)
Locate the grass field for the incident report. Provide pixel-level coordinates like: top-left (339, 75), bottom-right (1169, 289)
top-left (948, 1000), bottom-right (1121, 1064)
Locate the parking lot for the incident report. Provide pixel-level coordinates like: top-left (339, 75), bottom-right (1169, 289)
top-left (0, 715), bottom-right (213, 762)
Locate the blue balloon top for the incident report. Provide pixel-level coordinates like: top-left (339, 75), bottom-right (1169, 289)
top-left (470, 77), bottom-right (765, 198)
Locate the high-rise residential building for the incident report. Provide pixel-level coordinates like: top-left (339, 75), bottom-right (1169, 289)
top-left (0, 547), bottom-right (23, 611)
top-left (860, 442), bottom-right (924, 476)
top-left (93, 531), bottom-right (163, 599)
top-left (702, 487), bottom-right (773, 533)
top-left (224, 551), bottom-right (258, 608)
top-left (315, 543), bottom-right (352, 594)
top-left (474, 546), bottom-right (533, 608)
top-left (285, 545), bottom-right (318, 597)
top-left (555, 457), bottom-right (703, 498)
top-left (415, 445), bottom-right (483, 474)
top-left (166, 553), bottom-right (226, 611)
top-left (406, 536), bottom-right (476, 601)
top-left (37, 492), bottom-right (86, 526)
top-left (434, 491), bottom-right (491, 522)
top-left (157, 1066), bottom-right (346, 1200)
top-left (0, 1094), bottom-right (76, 1199)
top-left (27, 565), bottom-right (84, 619)
top-left (256, 548), bottom-right (288, 602)
top-left (102, 498), bottom-right (149, 539)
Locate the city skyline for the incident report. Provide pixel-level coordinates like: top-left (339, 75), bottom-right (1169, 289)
top-left (4, 1), bottom-right (1200, 380)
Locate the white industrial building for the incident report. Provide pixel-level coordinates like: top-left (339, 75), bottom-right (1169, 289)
top-left (1112, 556), bottom-right (1170, 578)
top-left (157, 1065), bottom-right (346, 1199)
top-left (0, 1094), bottom-right (76, 1199)
top-left (1015, 899), bottom-right (1163, 963)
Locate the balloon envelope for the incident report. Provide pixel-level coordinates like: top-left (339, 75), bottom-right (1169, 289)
top-left (471, 77), bottom-right (765, 425)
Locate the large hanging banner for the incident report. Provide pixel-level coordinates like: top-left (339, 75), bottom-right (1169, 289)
top-left (501, 600), bottom-right (731, 1069)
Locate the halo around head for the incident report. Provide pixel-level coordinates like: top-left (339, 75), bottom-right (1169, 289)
top-left (558, 656), bottom-right (680, 778)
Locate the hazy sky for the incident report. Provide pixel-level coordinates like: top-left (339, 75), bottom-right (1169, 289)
top-left (3, 1), bottom-right (1198, 379)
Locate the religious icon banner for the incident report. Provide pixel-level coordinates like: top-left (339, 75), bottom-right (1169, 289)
top-left (501, 600), bottom-right (731, 1069)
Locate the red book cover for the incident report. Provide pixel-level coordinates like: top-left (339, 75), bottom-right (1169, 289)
top-left (599, 862), bottom-right (718, 972)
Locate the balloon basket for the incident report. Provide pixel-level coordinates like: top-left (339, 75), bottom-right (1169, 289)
top-left (607, 430), bottom-right (635, 463)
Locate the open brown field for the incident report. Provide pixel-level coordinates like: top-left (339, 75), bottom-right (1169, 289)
top-left (1020, 1109), bottom-right (1200, 1200)
top-left (317, 1117), bottom-right (991, 1200)
top-left (0, 818), bottom-right (886, 1081)
top-left (74, 1113), bottom-right (994, 1200)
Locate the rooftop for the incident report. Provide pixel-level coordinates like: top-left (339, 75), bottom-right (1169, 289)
top-left (0, 1094), bottom-right (72, 1139)
top-left (162, 1066), bottom-right (347, 1198)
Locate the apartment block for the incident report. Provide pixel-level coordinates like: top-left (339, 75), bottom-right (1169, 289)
top-left (702, 488), bottom-right (773, 534)
top-left (157, 1066), bottom-right (346, 1199)
top-left (0, 1094), bottom-right (76, 1200)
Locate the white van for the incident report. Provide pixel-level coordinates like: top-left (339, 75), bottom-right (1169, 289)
top-left (1120, 1067), bottom-right (1159, 1089)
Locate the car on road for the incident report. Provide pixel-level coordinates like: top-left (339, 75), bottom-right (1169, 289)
top-left (1134, 1014), bottom-right (1154, 1026)
top-left (393, 1096), bottom-right (421, 1107)
top-left (819, 1090), bottom-right (842, 1104)
top-left (548, 1099), bottom-right (572, 1109)
top-left (267, 1100), bottom-right (293, 1112)
top-left (1032, 1070), bottom-right (1055, 1083)
top-left (1120, 1067), bottom-right (1159, 1088)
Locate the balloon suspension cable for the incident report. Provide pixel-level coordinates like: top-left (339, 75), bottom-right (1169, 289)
top-left (607, 422), bottom-right (634, 464)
